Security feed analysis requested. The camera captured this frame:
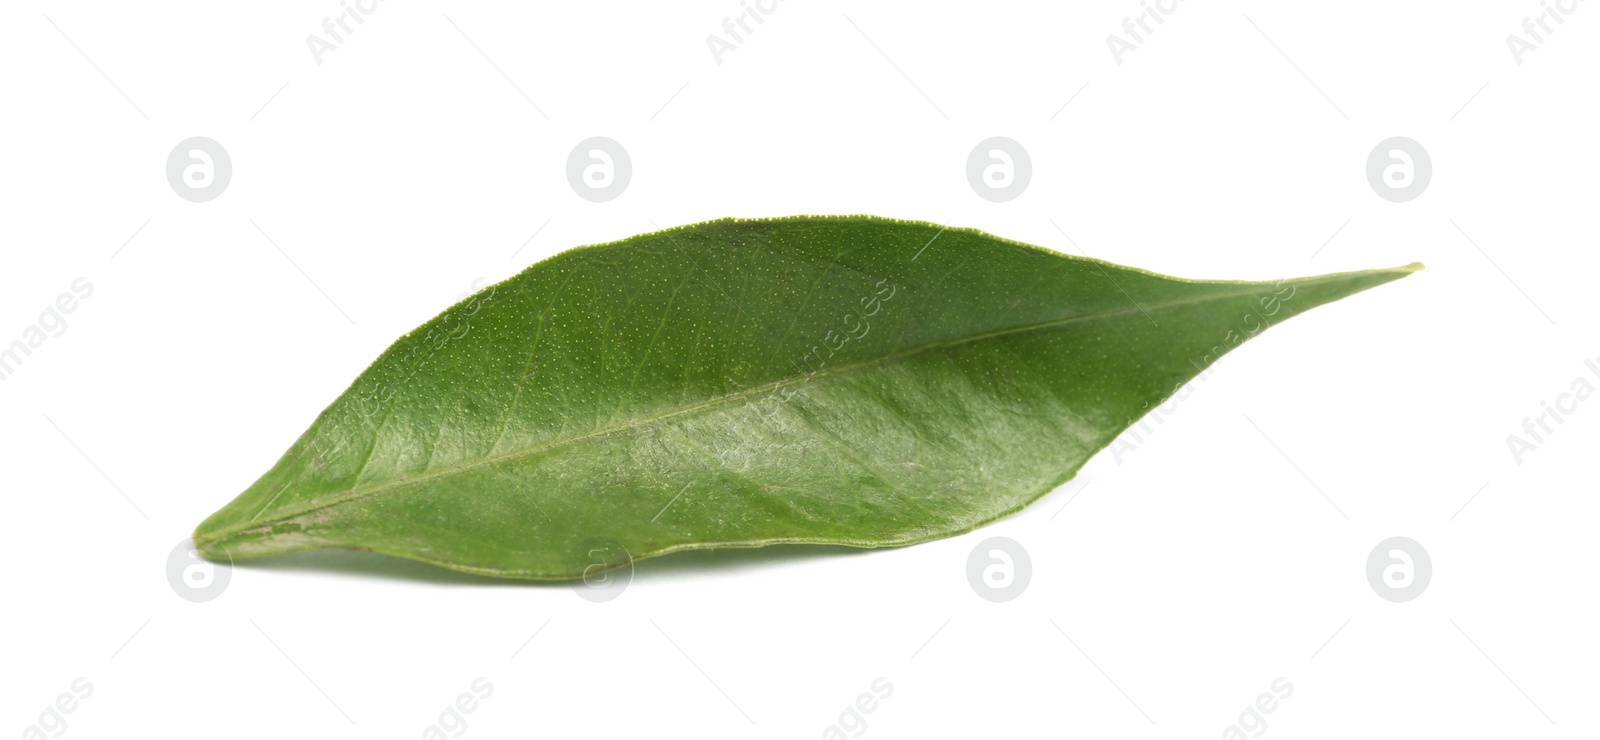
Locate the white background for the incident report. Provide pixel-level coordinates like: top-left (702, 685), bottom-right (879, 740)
top-left (2, 1), bottom-right (1595, 738)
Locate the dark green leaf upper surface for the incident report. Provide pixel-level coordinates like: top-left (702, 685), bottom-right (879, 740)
top-left (193, 216), bottom-right (1418, 578)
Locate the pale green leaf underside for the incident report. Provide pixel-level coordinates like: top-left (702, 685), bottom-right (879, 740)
top-left (193, 216), bottom-right (1418, 579)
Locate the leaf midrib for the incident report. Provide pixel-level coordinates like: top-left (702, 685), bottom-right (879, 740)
top-left (207, 277), bottom-right (1344, 541)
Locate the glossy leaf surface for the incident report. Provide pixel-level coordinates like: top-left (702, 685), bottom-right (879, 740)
top-left (193, 216), bottom-right (1419, 578)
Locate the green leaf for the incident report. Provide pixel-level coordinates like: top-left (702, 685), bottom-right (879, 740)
top-left (193, 216), bottom-right (1419, 579)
